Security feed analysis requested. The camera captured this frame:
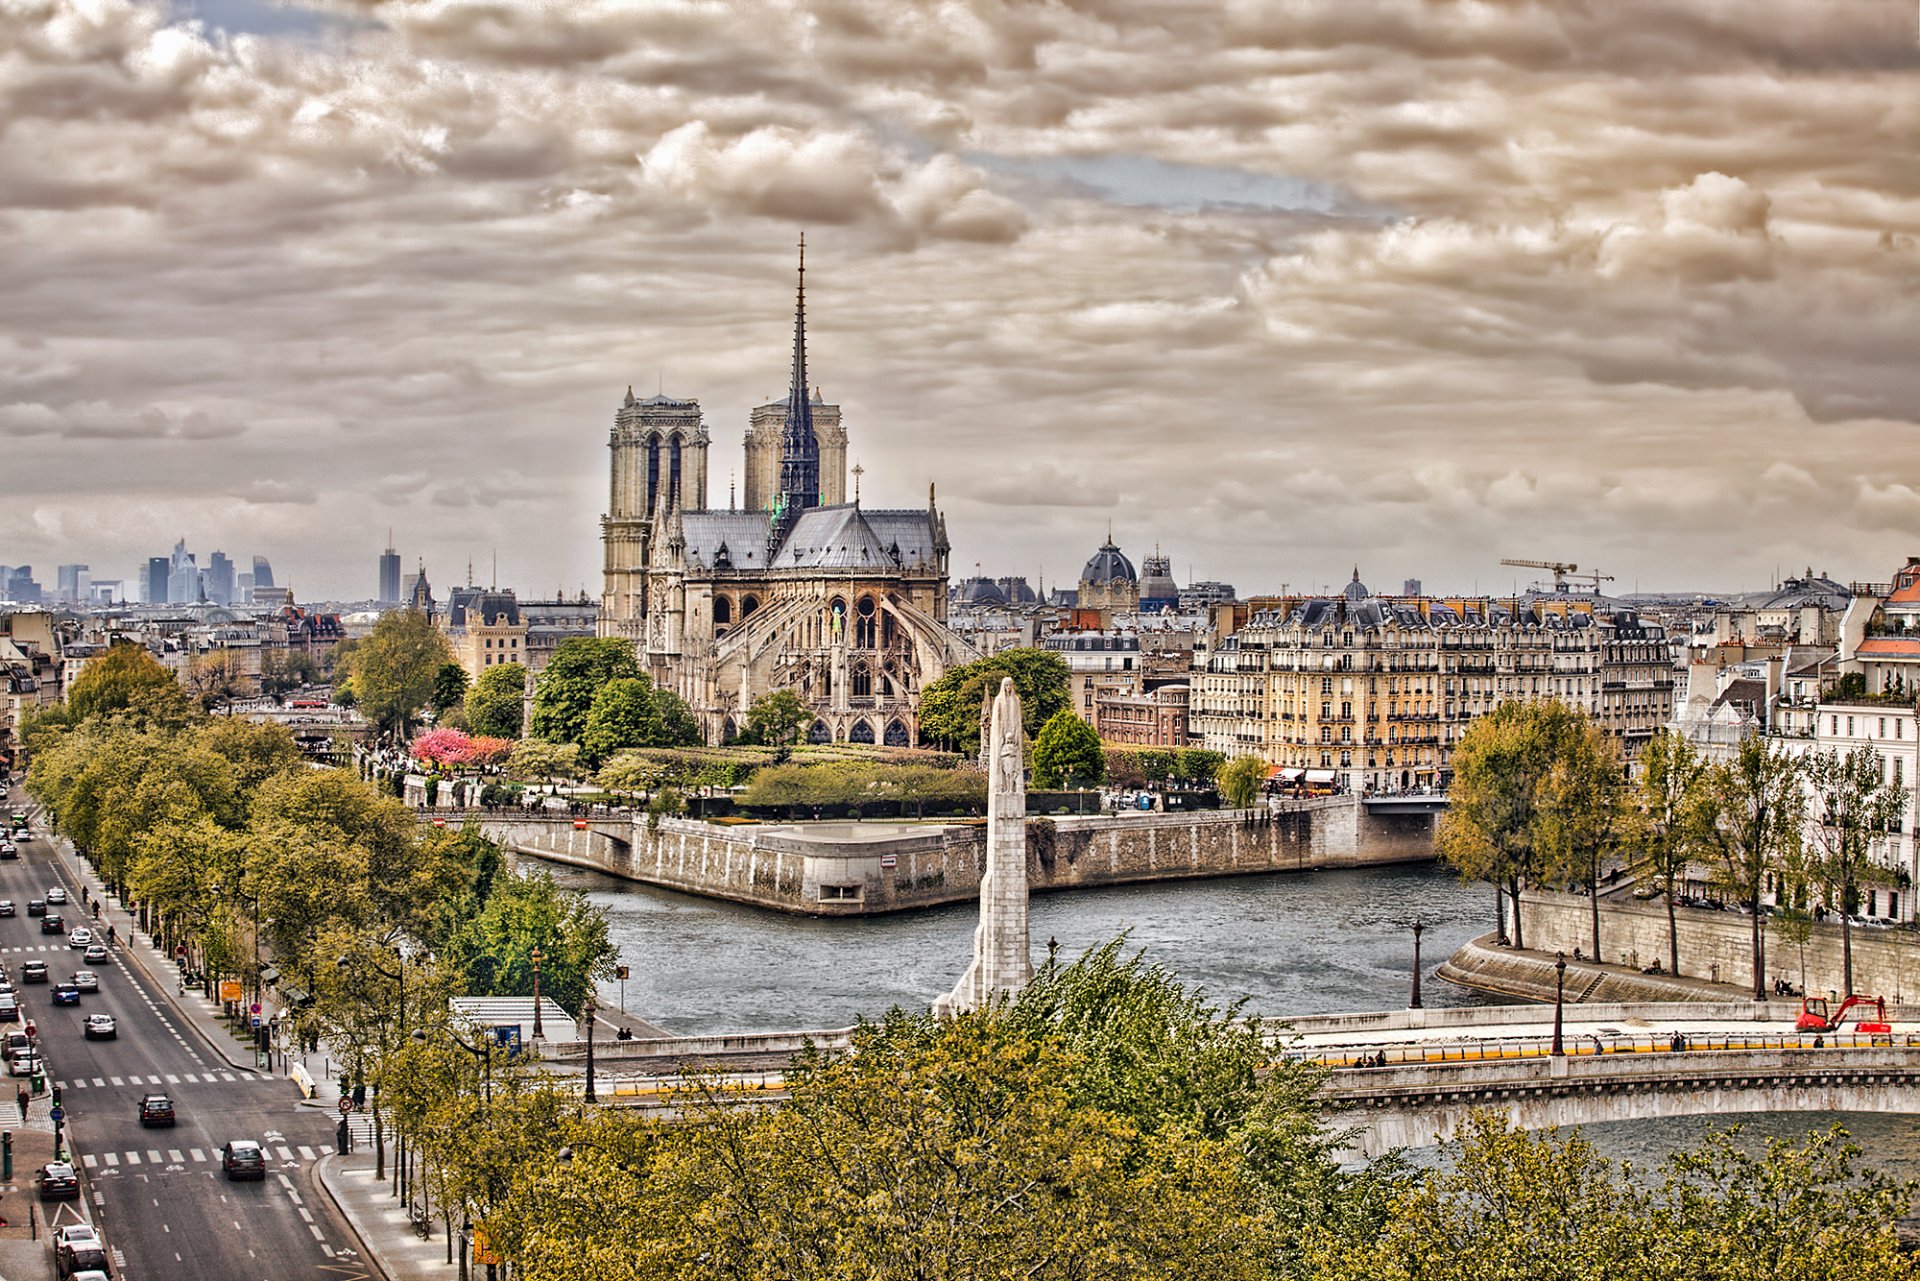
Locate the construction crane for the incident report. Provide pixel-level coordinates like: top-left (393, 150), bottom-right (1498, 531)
top-left (1500, 558), bottom-right (1616, 595)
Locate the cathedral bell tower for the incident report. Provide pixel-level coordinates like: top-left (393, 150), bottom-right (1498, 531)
top-left (600, 385), bottom-right (708, 639)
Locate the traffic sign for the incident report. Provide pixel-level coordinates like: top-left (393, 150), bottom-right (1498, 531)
top-left (175, 945), bottom-right (187, 958)
top-left (250, 1002), bottom-right (261, 1015)
top-left (251, 1016), bottom-right (261, 1028)
top-left (338, 1097), bottom-right (355, 1114)
top-left (48, 1106), bottom-right (62, 1122)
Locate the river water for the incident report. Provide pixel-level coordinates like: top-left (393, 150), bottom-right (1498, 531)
top-left (531, 856), bottom-right (1918, 1182)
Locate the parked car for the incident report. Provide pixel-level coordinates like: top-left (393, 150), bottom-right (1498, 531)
top-left (138, 1093), bottom-right (175, 1126)
top-left (21, 960), bottom-right (48, 983)
top-left (7, 1047), bottom-right (37, 1077)
top-left (36, 1161), bottom-right (79, 1200)
top-left (4, 1031), bottom-right (30, 1057)
top-left (82, 944), bottom-right (108, 965)
top-left (55, 1225), bottom-right (100, 1251)
top-left (50, 983), bottom-right (80, 1006)
top-left (0, 996), bottom-right (20, 1023)
top-left (72, 970), bottom-right (99, 993)
top-left (83, 1013), bottom-right (116, 1041)
top-left (221, 1139), bottom-right (267, 1180)
top-left (45, 887), bottom-right (66, 905)
top-left (56, 1243), bottom-right (109, 1279)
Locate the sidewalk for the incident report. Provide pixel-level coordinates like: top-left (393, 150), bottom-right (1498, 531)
top-left (0, 1125), bottom-right (62, 1281)
top-left (315, 1153), bottom-right (461, 1281)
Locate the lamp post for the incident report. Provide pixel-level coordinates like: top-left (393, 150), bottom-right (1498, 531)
top-left (530, 947), bottom-right (545, 1041)
top-left (582, 992), bottom-right (598, 1103)
top-left (1409, 918), bottom-right (1425, 1009)
top-left (1551, 951), bottom-right (1567, 1057)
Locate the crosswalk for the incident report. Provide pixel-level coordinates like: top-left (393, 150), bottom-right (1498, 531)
top-left (81, 1144), bottom-right (324, 1168)
top-left (0, 943), bottom-right (102, 953)
top-left (55, 1071), bottom-right (243, 1088)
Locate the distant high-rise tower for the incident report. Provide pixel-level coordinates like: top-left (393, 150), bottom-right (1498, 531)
top-left (145, 557), bottom-right (169, 605)
top-left (378, 535), bottom-right (402, 605)
top-left (206, 551), bottom-right (236, 605)
top-left (166, 538), bottom-right (199, 604)
top-left (252, 555), bottom-right (275, 590)
top-left (56, 564), bottom-right (90, 605)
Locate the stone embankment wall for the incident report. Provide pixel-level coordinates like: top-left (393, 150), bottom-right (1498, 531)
top-left (479, 796), bottom-right (1435, 916)
top-left (1517, 891), bottom-right (1920, 1001)
top-left (1436, 934), bottom-right (1752, 1005)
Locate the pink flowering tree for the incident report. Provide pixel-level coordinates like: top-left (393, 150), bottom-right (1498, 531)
top-left (412, 727), bottom-right (473, 771)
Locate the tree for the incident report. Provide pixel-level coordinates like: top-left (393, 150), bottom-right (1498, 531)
top-left (1627, 729), bottom-right (1711, 977)
top-left (744, 689), bottom-right (810, 748)
top-left (1700, 736), bottom-right (1805, 1000)
top-left (1805, 745), bottom-right (1908, 994)
top-left (444, 868), bottom-right (615, 1015)
top-left (65, 641), bottom-right (183, 721)
top-left (1535, 716), bottom-right (1626, 964)
top-left (506, 740), bottom-right (582, 786)
top-left (1437, 700), bottom-right (1596, 950)
top-left (916, 648), bottom-right (1071, 750)
top-left (529, 639), bottom-right (644, 744)
top-left (580, 678), bottom-right (668, 767)
top-left (258, 648), bottom-right (319, 700)
top-left (1030, 709), bottom-right (1104, 789)
top-left (465, 662), bottom-right (527, 739)
top-left (431, 663), bottom-right (471, 716)
top-left (346, 610), bottom-right (456, 738)
top-left (1218, 755), bottom-right (1267, 809)
top-left (652, 686), bottom-right (704, 747)
top-left (183, 648), bottom-right (249, 713)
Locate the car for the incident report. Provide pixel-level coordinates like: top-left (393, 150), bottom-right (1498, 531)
top-left (0, 900), bottom-right (14, 917)
top-left (50, 983), bottom-right (80, 1006)
top-left (8, 1047), bottom-right (39, 1077)
top-left (40, 914), bottom-right (64, 935)
top-left (55, 1225), bottom-right (99, 1251)
top-left (72, 970), bottom-right (98, 992)
top-left (44, 887), bottom-right (65, 906)
top-left (26, 900), bottom-right (44, 917)
top-left (36, 1161), bottom-right (79, 1200)
top-left (66, 928), bottom-right (91, 949)
top-left (221, 1139), bottom-right (267, 1180)
top-left (21, 961), bottom-right (48, 983)
top-left (69, 1273), bottom-right (111, 1281)
top-left (83, 1013), bottom-right (116, 1041)
top-left (0, 844), bottom-right (15, 862)
top-left (138, 1093), bottom-right (175, 1126)
top-left (82, 944), bottom-right (107, 965)
top-left (57, 1244), bottom-right (110, 1280)
top-left (0, 998), bottom-right (20, 1024)
top-left (4, 1031), bottom-right (30, 1056)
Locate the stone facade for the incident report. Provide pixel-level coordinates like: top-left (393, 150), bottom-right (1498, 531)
top-left (938, 678), bottom-right (1034, 1015)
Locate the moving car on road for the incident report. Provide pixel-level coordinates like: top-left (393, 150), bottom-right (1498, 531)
top-left (36, 1162), bottom-right (79, 1200)
top-left (72, 970), bottom-right (98, 992)
top-left (138, 1093), bottom-right (175, 1126)
top-left (0, 900), bottom-right (14, 917)
top-left (40, 913), bottom-right (64, 935)
top-left (221, 1140), bottom-right (267, 1180)
top-left (83, 1014), bottom-right (116, 1041)
top-left (51, 982), bottom-right (80, 1006)
top-left (66, 928), bottom-right (91, 950)
top-left (0, 840), bottom-right (15, 861)
top-left (26, 899), bottom-right (44, 917)
top-left (82, 944), bottom-right (107, 964)
top-left (21, 960), bottom-right (47, 983)
top-left (45, 887), bottom-right (66, 905)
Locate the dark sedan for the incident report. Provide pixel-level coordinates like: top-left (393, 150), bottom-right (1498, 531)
top-left (37, 1162), bottom-right (79, 1200)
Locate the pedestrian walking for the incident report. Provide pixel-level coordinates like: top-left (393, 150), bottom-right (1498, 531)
top-left (16, 1086), bottom-right (28, 1120)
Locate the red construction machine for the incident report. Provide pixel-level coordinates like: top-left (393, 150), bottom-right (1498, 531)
top-left (1796, 994), bottom-right (1892, 1036)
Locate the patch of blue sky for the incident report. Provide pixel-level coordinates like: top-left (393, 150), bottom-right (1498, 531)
top-left (969, 152), bottom-right (1382, 218)
top-left (176, 0), bottom-right (334, 38)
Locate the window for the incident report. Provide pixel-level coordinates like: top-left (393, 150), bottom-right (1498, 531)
top-left (1847, 716), bottom-right (1855, 736)
top-left (1879, 718), bottom-right (1887, 738)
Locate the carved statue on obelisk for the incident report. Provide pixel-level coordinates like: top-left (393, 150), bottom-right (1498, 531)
top-left (935, 677), bottom-right (1033, 1016)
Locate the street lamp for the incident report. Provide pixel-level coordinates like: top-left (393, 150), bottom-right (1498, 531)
top-left (1551, 951), bottom-right (1567, 1057)
top-left (530, 947), bottom-right (545, 1041)
top-left (1409, 918), bottom-right (1425, 1010)
top-left (582, 992), bottom-right (598, 1103)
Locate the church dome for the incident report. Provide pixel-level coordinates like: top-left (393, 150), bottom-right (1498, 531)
top-left (1081, 540), bottom-right (1137, 584)
top-left (1342, 567), bottom-right (1370, 601)
top-left (957, 576), bottom-right (1008, 608)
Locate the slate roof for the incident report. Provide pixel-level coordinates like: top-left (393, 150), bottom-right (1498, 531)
top-left (678, 505), bottom-right (940, 575)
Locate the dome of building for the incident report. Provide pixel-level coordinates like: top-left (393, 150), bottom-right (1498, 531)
top-left (1342, 567), bottom-right (1370, 601)
top-left (1081, 539), bottom-right (1137, 584)
top-left (956, 576), bottom-right (1008, 608)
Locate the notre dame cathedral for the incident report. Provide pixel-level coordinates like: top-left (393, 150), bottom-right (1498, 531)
top-left (599, 243), bottom-right (977, 745)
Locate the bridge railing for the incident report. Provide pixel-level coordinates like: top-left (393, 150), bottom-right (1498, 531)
top-left (1303, 1029), bottom-right (1919, 1070)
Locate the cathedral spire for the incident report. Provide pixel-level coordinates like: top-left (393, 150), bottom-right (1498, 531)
top-left (773, 233), bottom-right (821, 547)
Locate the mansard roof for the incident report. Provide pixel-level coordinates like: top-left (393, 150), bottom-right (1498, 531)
top-left (770, 505), bottom-right (939, 571)
top-left (681, 513), bottom-right (774, 570)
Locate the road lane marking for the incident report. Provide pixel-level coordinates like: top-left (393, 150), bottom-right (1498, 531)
top-left (90, 1078), bottom-right (102, 1086)
top-left (146, 1150), bottom-right (162, 1163)
top-left (190, 1148), bottom-right (206, 1162)
top-left (164, 1074), bottom-right (178, 1083)
top-left (298, 1206), bottom-right (314, 1222)
top-left (298, 1146), bottom-right (316, 1160)
top-left (277, 1145), bottom-right (294, 1161)
top-left (124, 1151), bottom-right (139, 1164)
top-left (109, 1076), bottom-right (123, 1086)
top-left (81, 1154), bottom-right (96, 1168)
top-left (308, 1223), bottom-right (325, 1241)
top-left (104, 1153), bottom-right (119, 1166)
top-left (168, 1149), bottom-right (183, 1162)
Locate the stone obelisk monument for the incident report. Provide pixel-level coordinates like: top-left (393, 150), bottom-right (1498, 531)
top-left (935, 677), bottom-right (1033, 1016)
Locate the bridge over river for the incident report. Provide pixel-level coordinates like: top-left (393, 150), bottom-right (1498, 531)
top-left (536, 1000), bottom-right (1920, 1159)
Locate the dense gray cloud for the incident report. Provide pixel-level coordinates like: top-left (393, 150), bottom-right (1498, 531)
top-left (0, 0), bottom-right (1916, 601)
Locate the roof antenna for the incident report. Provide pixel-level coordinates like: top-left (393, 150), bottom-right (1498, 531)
top-left (851, 462), bottom-right (864, 507)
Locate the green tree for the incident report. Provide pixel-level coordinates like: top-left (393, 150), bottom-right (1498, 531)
top-left (1437, 699), bottom-right (1600, 951)
top-left (1700, 735), bottom-right (1805, 1000)
top-left (1805, 745), bottom-right (1908, 993)
top-left (465, 662), bottom-right (528, 739)
top-left (652, 686), bottom-right (703, 747)
top-left (1030, 709), bottom-right (1104, 789)
top-left (506, 739), bottom-right (582, 786)
top-left (916, 648), bottom-right (1071, 750)
top-left (1218, 755), bottom-right (1267, 809)
top-left (66, 641), bottom-right (186, 722)
top-left (183, 648), bottom-right (249, 714)
top-left (1535, 716), bottom-right (1626, 963)
top-left (1627, 729), bottom-right (1711, 977)
top-left (580, 677), bottom-right (666, 767)
top-left (444, 868), bottom-right (615, 1015)
top-left (744, 689), bottom-right (810, 748)
top-left (258, 648), bottom-right (319, 700)
top-left (347, 610), bottom-right (456, 738)
top-left (529, 638), bottom-right (643, 744)
top-left (431, 662), bottom-right (471, 716)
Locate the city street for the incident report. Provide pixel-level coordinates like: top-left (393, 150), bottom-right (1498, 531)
top-left (4, 794), bottom-right (371, 1281)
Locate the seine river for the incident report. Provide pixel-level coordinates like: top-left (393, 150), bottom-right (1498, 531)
top-left (530, 856), bottom-right (1920, 1180)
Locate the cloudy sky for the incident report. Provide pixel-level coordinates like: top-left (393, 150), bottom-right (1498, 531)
top-left (3, 0), bottom-right (1917, 602)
